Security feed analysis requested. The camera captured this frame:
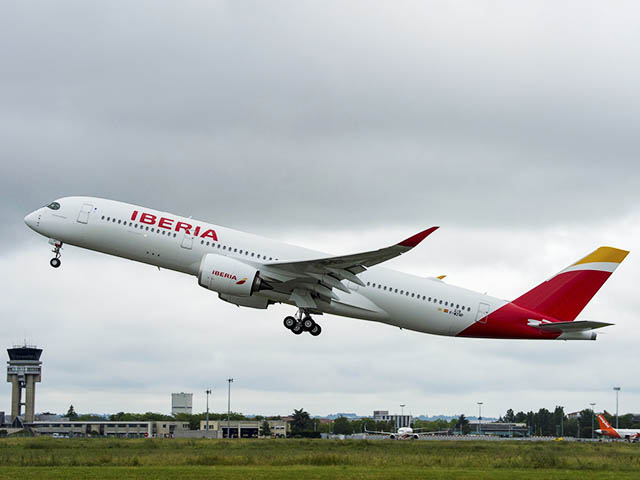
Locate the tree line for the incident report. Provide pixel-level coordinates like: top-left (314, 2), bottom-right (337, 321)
top-left (55, 405), bottom-right (640, 437)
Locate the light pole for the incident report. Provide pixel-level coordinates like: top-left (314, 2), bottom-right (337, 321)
top-left (590, 403), bottom-right (596, 440)
top-left (614, 387), bottom-right (621, 429)
top-left (477, 402), bottom-right (483, 435)
top-left (205, 389), bottom-right (212, 435)
top-left (227, 378), bottom-right (234, 438)
top-left (400, 404), bottom-right (406, 429)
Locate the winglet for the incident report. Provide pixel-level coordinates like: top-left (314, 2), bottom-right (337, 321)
top-left (397, 227), bottom-right (439, 248)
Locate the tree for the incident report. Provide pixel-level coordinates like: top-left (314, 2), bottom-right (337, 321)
top-left (291, 408), bottom-right (312, 434)
top-left (66, 405), bottom-right (78, 420)
top-left (333, 416), bottom-right (354, 435)
top-left (455, 414), bottom-right (470, 435)
top-left (503, 409), bottom-right (516, 423)
top-left (261, 420), bottom-right (271, 437)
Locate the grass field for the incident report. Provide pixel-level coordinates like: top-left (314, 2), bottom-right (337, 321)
top-left (1, 438), bottom-right (640, 479)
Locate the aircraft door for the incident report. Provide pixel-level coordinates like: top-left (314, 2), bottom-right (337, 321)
top-left (475, 302), bottom-right (490, 324)
top-left (180, 232), bottom-right (194, 250)
top-left (77, 203), bottom-right (93, 224)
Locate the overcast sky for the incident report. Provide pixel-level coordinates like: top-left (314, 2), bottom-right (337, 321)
top-left (1, 1), bottom-right (638, 419)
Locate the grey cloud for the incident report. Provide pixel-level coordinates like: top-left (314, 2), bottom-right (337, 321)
top-left (2, 1), bottom-right (640, 249)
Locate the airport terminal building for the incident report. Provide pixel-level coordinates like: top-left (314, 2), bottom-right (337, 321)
top-left (27, 420), bottom-right (190, 438)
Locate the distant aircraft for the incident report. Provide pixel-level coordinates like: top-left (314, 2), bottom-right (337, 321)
top-left (596, 414), bottom-right (640, 442)
top-left (24, 197), bottom-right (629, 339)
top-left (364, 425), bottom-right (448, 440)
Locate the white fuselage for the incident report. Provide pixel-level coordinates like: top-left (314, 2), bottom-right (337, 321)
top-left (25, 196), bottom-right (506, 337)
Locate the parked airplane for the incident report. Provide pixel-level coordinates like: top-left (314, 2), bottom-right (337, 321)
top-left (24, 197), bottom-right (628, 339)
top-left (364, 425), bottom-right (448, 440)
top-left (596, 414), bottom-right (640, 442)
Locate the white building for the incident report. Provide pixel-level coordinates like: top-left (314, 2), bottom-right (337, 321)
top-left (171, 392), bottom-right (193, 415)
top-left (373, 410), bottom-right (412, 429)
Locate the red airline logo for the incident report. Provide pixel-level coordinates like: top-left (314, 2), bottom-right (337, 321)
top-left (131, 210), bottom-right (218, 240)
top-left (212, 270), bottom-right (237, 281)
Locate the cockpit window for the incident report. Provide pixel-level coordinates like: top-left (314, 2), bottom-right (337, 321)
top-left (46, 202), bottom-right (60, 210)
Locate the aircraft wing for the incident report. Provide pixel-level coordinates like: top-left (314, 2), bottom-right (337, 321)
top-left (364, 428), bottom-right (394, 436)
top-left (533, 320), bottom-right (613, 333)
top-left (415, 430), bottom-right (449, 436)
top-left (261, 227), bottom-right (439, 310)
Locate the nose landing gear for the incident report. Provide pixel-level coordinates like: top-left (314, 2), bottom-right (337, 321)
top-left (49, 240), bottom-right (63, 268)
top-left (283, 310), bottom-right (323, 336)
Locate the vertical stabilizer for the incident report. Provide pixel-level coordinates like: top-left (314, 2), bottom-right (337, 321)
top-left (512, 247), bottom-right (629, 321)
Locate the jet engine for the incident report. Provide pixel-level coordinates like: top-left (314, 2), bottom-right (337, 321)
top-left (412, 434), bottom-right (420, 440)
top-left (389, 434), bottom-right (396, 440)
top-left (198, 254), bottom-right (266, 297)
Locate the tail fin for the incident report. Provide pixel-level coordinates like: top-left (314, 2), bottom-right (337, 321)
top-left (597, 414), bottom-right (614, 432)
top-left (512, 247), bottom-right (629, 321)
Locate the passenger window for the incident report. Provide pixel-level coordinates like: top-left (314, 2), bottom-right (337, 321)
top-left (394, 289), bottom-right (398, 293)
top-left (145, 226), bottom-right (149, 231)
top-left (251, 253), bottom-right (254, 257)
top-left (378, 285), bottom-right (382, 289)
top-left (383, 286), bottom-right (387, 291)
top-left (367, 282), bottom-right (370, 286)
top-left (445, 302), bottom-right (448, 306)
top-left (456, 304), bottom-right (459, 309)
top-left (400, 290), bottom-right (403, 294)
top-left (101, 216), bottom-right (105, 220)
top-left (411, 293), bottom-right (415, 297)
top-left (239, 250), bottom-right (243, 254)
top-left (118, 219), bottom-right (121, 224)
top-left (428, 297), bottom-right (432, 302)
top-left (112, 218), bottom-right (116, 222)
top-left (107, 217), bottom-right (110, 221)
top-left (467, 307), bottom-right (471, 311)
top-left (439, 300), bottom-right (443, 304)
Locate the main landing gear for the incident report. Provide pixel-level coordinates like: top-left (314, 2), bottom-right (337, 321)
top-left (283, 310), bottom-right (322, 336)
top-left (49, 240), bottom-right (63, 268)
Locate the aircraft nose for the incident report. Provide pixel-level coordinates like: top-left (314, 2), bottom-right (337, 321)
top-left (24, 211), bottom-right (38, 230)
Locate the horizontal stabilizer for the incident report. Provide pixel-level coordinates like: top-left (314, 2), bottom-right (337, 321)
top-left (533, 320), bottom-right (613, 333)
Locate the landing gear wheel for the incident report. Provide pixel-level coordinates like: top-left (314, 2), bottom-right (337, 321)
top-left (291, 323), bottom-right (304, 335)
top-left (310, 324), bottom-right (322, 336)
top-left (302, 317), bottom-right (316, 331)
top-left (50, 258), bottom-right (61, 268)
top-left (283, 316), bottom-right (296, 330)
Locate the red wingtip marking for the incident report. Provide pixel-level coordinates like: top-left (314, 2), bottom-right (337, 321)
top-left (398, 226), bottom-right (439, 248)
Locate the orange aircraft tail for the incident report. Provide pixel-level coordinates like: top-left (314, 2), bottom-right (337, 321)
top-left (597, 414), bottom-right (616, 433)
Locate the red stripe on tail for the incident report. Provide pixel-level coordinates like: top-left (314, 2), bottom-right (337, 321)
top-left (512, 269), bottom-right (612, 322)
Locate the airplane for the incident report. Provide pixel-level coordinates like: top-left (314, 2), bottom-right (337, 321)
top-left (596, 414), bottom-right (640, 442)
top-left (364, 425), bottom-right (449, 440)
top-left (24, 196), bottom-right (629, 339)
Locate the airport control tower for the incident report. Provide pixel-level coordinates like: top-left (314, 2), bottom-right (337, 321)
top-left (6, 345), bottom-right (42, 423)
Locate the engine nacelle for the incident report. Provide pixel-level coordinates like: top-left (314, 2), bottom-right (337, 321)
top-left (198, 254), bottom-right (263, 297)
top-left (389, 434), bottom-right (396, 440)
top-left (412, 434), bottom-right (420, 440)
top-left (219, 293), bottom-right (269, 309)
